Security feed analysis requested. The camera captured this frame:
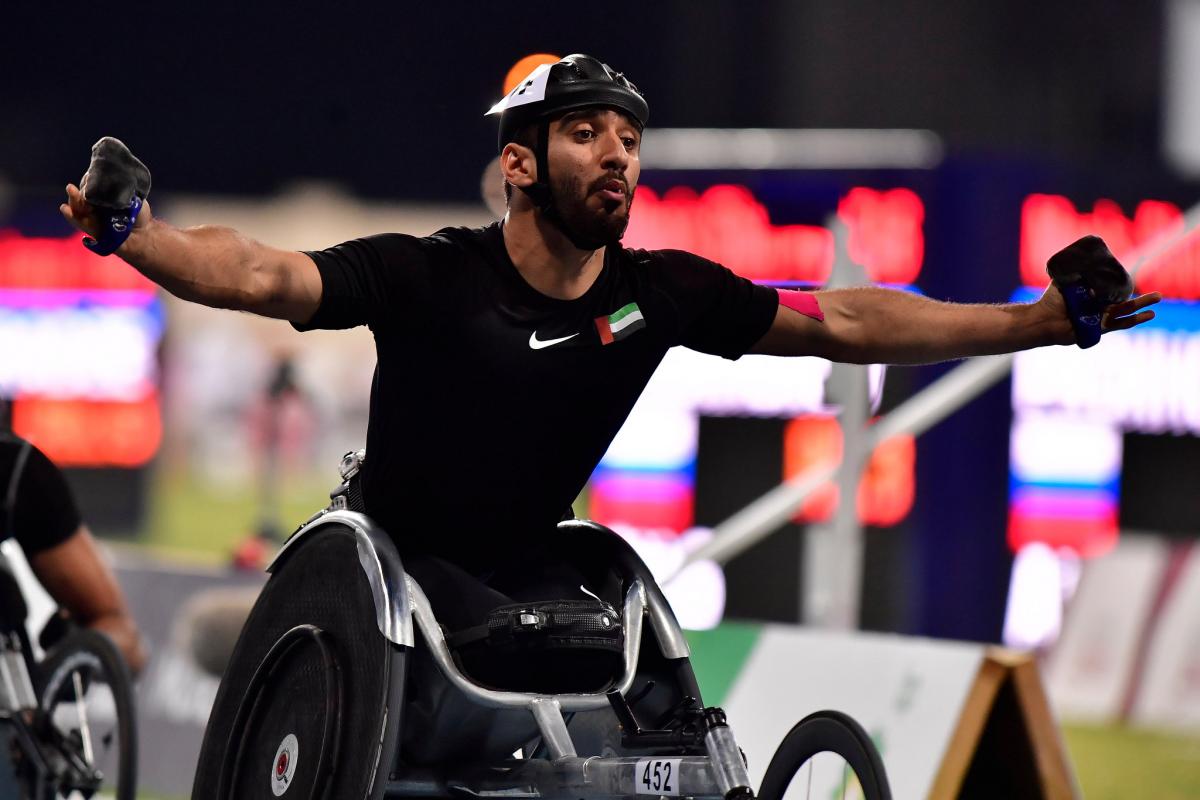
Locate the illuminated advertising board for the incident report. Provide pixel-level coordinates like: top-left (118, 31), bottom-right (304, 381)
top-left (0, 232), bottom-right (163, 466)
top-left (1010, 194), bottom-right (1200, 559)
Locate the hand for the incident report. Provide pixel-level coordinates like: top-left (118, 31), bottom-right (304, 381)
top-left (1036, 284), bottom-right (1161, 346)
top-left (1100, 291), bottom-right (1161, 332)
top-left (59, 183), bottom-right (100, 239)
top-left (90, 614), bottom-right (149, 677)
top-left (59, 183), bottom-right (153, 246)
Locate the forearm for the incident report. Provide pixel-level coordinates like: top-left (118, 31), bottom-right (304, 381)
top-left (29, 527), bottom-right (148, 674)
top-left (812, 287), bottom-right (1063, 365)
top-left (117, 216), bottom-right (280, 312)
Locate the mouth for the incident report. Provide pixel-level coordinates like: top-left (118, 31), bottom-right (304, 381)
top-left (594, 178), bottom-right (628, 206)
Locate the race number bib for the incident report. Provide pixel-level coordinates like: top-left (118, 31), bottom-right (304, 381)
top-left (634, 758), bottom-right (682, 796)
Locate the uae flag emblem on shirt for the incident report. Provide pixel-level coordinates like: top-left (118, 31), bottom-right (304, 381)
top-left (595, 302), bottom-right (646, 345)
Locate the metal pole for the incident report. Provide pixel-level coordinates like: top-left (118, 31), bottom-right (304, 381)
top-left (800, 219), bottom-right (872, 628)
top-left (804, 360), bottom-right (871, 627)
top-left (671, 351), bottom-right (1018, 575)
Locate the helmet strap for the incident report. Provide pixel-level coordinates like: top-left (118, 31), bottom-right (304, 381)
top-left (518, 120), bottom-right (606, 251)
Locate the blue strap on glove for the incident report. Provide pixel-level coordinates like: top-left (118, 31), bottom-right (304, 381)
top-left (1046, 235), bottom-right (1133, 349)
top-left (78, 137), bottom-right (152, 257)
top-left (82, 195), bottom-right (144, 256)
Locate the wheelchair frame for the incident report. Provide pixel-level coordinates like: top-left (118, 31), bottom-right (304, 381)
top-left (268, 509), bottom-right (754, 800)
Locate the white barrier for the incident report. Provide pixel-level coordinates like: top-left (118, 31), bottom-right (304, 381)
top-left (692, 624), bottom-right (1079, 799)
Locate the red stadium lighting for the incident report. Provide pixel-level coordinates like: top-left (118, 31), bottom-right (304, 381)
top-left (12, 394), bottom-right (162, 468)
top-left (623, 185), bottom-right (924, 285)
top-left (0, 231), bottom-right (156, 292)
top-left (782, 415), bottom-right (916, 526)
top-left (1018, 194), bottom-right (1200, 299)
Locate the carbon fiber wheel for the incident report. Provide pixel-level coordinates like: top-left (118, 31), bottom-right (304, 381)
top-left (193, 525), bottom-right (399, 800)
top-left (757, 710), bottom-right (891, 800)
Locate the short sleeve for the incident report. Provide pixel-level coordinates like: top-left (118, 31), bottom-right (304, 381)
top-left (294, 233), bottom-right (433, 331)
top-left (10, 445), bottom-right (81, 555)
top-left (650, 250), bottom-right (778, 359)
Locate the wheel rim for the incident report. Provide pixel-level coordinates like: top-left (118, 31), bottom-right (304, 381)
top-left (39, 650), bottom-right (125, 799)
top-left (758, 710), bottom-right (891, 800)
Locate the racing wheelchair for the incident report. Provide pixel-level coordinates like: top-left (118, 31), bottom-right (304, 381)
top-left (0, 557), bottom-right (137, 800)
top-left (194, 451), bottom-right (891, 800)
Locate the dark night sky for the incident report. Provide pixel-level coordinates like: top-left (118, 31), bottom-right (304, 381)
top-left (1, 4), bottom-right (681, 201)
top-left (0, 2), bottom-right (1167, 203)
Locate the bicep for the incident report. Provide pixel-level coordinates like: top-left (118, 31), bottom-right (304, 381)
top-left (750, 289), bottom-right (855, 359)
top-left (253, 248), bottom-right (324, 324)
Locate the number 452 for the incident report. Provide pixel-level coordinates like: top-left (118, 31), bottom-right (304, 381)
top-left (636, 758), bottom-right (681, 796)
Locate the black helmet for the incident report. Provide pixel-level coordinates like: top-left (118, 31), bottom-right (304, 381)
top-left (488, 54), bottom-right (649, 152)
top-left (486, 54), bottom-right (648, 248)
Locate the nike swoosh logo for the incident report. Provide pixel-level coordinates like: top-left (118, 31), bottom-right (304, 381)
top-left (529, 331), bottom-right (580, 350)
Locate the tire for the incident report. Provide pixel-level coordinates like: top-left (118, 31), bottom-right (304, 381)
top-left (34, 628), bottom-right (137, 800)
top-left (193, 524), bottom-right (397, 800)
top-left (757, 710), bottom-right (891, 800)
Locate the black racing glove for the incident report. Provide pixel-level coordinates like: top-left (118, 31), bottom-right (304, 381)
top-left (79, 136), bottom-right (152, 256)
top-left (1046, 235), bottom-right (1133, 349)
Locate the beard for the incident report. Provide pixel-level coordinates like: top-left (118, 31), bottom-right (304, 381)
top-left (548, 170), bottom-right (635, 249)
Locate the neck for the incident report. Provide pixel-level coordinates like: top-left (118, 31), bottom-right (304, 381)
top-left (502, 207), bottom-right (605, 300)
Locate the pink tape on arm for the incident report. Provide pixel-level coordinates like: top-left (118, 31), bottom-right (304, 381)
top-left (776, 288), bottom-right (824, 322)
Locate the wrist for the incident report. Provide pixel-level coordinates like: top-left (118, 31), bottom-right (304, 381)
top-left (1024, 291), bottom-right (1074, 348)
top-left (116, 211), bottom-right (156, 259)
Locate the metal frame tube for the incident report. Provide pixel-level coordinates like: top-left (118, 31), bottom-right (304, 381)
top-left (404, 576), bottom-right (647, 713)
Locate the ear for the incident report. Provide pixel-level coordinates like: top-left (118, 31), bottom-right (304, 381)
top-left (500, 142), bottom-right (537, 189)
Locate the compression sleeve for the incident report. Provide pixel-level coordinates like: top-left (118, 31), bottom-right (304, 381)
top-left (8, 444), bottom-right (81, 555)
top-left (650, 250), bottom-right (779, 359)
top-left (294, 233), bottom-right (433, 331)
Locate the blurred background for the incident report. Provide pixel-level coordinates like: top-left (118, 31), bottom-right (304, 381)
top-left (2, 1), bottom-right (1198, 796)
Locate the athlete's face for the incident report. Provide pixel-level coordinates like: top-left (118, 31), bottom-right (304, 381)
top-left (546, 109), bottom-right (641, 245)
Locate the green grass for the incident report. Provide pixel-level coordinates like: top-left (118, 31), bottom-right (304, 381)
top-left (141, 469), bottom-right (336, 562)
top-left (138, 469), bottom-right (590, 563)
top-left (1063, 723), bottom-right (1200, 799)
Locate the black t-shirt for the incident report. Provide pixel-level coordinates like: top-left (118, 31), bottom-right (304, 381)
top-left (298, 222), bottom-right (777, 566)
top-left (0, 434), bottom-right (81, 555)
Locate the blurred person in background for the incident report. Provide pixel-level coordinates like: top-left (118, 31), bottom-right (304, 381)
top-left (58, 54), bottom-right (1159, 634)
top-left (0, 398), bottom-right (148, 675)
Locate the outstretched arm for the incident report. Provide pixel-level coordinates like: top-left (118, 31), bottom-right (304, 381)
top-left (60, 183), bottom-right (323, 324)
top-left (751, 285), bottom-right (1161, 364)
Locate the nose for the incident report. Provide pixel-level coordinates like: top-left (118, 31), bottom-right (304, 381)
top-left (598, 128), bottom-right (629, 173)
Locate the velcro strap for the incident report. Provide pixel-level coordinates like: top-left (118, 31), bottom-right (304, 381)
top-left (1057, 281), bottom-right (1106, 349)
top-left (82, 196), bottom-right (143, 257)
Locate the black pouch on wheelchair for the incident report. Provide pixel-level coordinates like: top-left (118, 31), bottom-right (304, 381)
top-left (450, 599), bottom-right (624, 694)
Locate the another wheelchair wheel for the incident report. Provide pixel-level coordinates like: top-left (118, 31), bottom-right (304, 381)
top-left (34, 628), bottom-right (137, 800)
top-left (193, 523), bottom-right (402, 800)
top-left (757, 710), bottom-right (891, 800)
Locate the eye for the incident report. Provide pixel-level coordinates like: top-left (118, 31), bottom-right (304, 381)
top-left (622, 137), bottom-right (639, 151)
top-left (573, 128), bottom-right (596, 141)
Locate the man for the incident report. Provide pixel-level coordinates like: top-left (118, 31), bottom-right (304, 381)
top-left (59, 54), bottom-right (1158, 627)
top-left (0, 399), bottom-right (147, 674)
